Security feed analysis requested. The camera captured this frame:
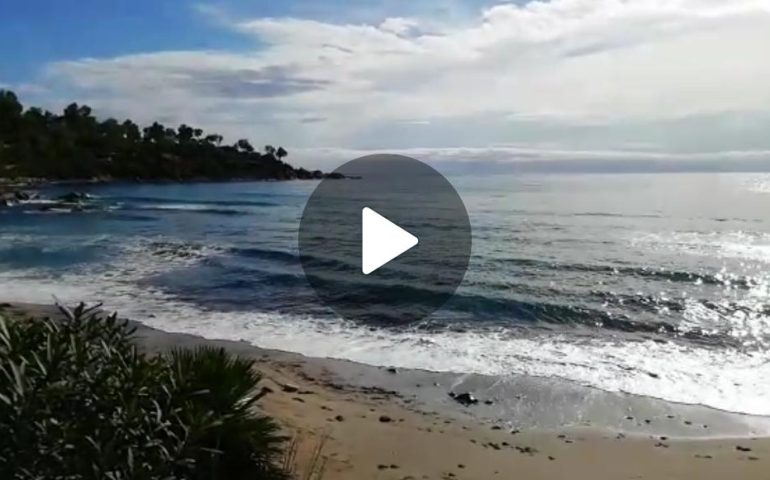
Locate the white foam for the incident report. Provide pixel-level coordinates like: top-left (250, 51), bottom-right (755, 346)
top-left (745, 175), bottom-right (770, 194)
top-left (1, 239), bottom-right (769, 417)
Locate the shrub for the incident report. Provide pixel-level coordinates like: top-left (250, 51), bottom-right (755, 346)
top-left (0, 304), bottom-right (288, 480)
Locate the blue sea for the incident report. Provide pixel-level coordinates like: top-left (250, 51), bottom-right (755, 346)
top-left (1, 172), bottom-right (770, 415)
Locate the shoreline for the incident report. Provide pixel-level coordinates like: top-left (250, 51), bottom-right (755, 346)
top-left (0, 172), bottom-right (350, 190)
top-left (3, 301), bottom-right (770, 479)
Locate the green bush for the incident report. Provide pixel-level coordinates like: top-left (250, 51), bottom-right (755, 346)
top-left (0, 304), bottom-right (288, 480)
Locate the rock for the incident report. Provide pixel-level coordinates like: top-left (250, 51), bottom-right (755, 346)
top-left (282, 383), bottom-right (300, 393)
top-left (491, 425), bottom-right (502, 430)
top-left (386, 367), bottom-right (398, 374)
top-left (736, 446), bottom-right (752, 452)
top-left (14, 191), bottom-right (30, 201)
top-left (484, 400), bottom-right (494, 405)
top-left (335, 415), bottom-right (345, 422)
top-left (648, 372), bottom-right (660, 379)
top-left (58, 192), bottom-right (90, 203)
top-left (449, 392), bottom-right (479, 406)
top-left (515, 445), bottom-right (537, 455)
top-left (379, 415), bottom-right (392, 423)
top-left (377, 465), bottom-right (388, 470)
top-left (548, 456), bottom-right (556, 461)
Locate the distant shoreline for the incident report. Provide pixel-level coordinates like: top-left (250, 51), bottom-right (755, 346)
top-left (0, 173), bottom-right (354, 208)
top-left (1, 171), bottom-right (348, 187)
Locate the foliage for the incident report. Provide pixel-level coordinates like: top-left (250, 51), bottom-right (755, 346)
top-left (0, 303), bottom-right (289, 480)
top-left (0, 90), bottom-right (304, 181)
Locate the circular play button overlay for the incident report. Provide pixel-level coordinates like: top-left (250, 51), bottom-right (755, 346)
top-left (298, 154), bottom-right (472, 325)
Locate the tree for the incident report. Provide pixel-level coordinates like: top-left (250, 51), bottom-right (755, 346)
top-left (0, 90), bottom-right (23, 143)
top-left (143, 122), bottom-right (166, 143)
top-left (205, 134), bottom-right (223, 146)
top-left (0, 89), bottom-right (313, 182)
top-left (178, 123), bottom-right (194, 143)
top-left (236, 139), bottom-right (255, 153)
top-left (122, 119), bottom-right (141, 143)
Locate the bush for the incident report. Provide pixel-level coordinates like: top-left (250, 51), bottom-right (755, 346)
top-left (0, 304), bottom-right (288, 480)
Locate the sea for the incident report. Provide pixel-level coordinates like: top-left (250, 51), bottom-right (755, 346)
top-left (1, 172), bottom-right (769, 416)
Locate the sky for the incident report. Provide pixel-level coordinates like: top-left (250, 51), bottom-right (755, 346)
top-left (2, 0), bottom-right (770, 170)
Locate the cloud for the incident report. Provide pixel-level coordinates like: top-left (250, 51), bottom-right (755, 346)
top-left (36, 0), bottom-right (770, 154)
top-left (288, 145), bottom-right (770, 172)
top-left (50, 53), bottom-right (330, 99)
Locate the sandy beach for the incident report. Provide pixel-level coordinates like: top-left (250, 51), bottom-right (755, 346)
top-left (2, 301), bottom-right (769, 479)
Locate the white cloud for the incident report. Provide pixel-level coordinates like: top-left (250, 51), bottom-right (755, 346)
top-left (288, 145), bottom-right (770, 172)
top-left (38, 0), bottom-right (770, 156)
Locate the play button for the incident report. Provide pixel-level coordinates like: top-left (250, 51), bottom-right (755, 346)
top-left (298, 154), bottom-right (471, 325)
top-left (362, 207), bottom-right (419, 275)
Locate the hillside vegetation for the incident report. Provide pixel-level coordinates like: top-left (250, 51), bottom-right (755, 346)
top-left (0, 90), bottom-right (326, 181)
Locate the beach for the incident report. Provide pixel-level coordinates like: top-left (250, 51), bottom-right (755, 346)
top-left (3, 302), bottom-right (769, 480)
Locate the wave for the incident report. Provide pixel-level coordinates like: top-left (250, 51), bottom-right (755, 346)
top-left (2, 262), bottom-right (770, 417)
top-left (132, 204), bottom-right (250, 216)
top-left (105, 195), bottom-right (281, 207)
top-left (487, 256), bottom-right (760, 289)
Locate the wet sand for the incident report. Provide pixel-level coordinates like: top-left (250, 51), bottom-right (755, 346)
top-left (3, 302), bottom-right (770, 479)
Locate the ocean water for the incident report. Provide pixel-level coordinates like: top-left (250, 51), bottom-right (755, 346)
top-left (1, 172), bottom-right (770, 415)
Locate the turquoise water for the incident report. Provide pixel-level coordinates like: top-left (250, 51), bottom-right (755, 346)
top-left (1, 172), bottom-right (770, 414)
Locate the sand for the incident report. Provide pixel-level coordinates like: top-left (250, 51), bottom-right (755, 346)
top-left (3, 302), bottom-right (770, 479)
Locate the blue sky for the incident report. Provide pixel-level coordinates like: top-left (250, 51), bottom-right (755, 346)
top-left (2, 0), bottom-right (770, 169)
top-left (0, 0), bottom-right (495, 80)
top-left (1, 1), bottom-right (249, 82)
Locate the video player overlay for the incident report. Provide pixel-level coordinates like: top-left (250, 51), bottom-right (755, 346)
top-left (299, 154), bottom-right (472, 325)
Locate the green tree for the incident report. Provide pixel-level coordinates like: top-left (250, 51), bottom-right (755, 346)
top-left (0, 90), bottom-right (303, 182)
top-left (236, 139), bottom-right (255, 153)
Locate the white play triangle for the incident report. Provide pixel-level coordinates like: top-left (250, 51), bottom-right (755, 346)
top-left (362, 207), bottom-right (419, 275)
